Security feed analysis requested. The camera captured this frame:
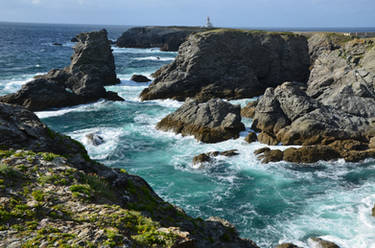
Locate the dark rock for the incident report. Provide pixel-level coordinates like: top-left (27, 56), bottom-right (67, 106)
top-left (71, 37), bottom-right (79, 42)
top-left (372, 204), bottom-right (375, 217)
top-left (131, 74), bottom-right (151, 82)
top-left (254, 147), bottom-right (270, 155)
top-left (116, 26), bottom-right (214, 51)
top-left (0, 29), bottom-right (123, 111)
top-left (86, 133), bottom-right (105, 146)
top-left (53, 42), bottom-right (63, 46)
top-left (192, 149), bottom-right (239, 165)
top-left (275, 243), bottom-right (302, 248)
top-left (140, 29), bottom-right (310, 101)
top-left (157, 99), bottom-right (245, 143)
top-left (308, 237), bottom-right (340, 248)
top-left (258, 149), bottom-right (283, 163)
top-left (241, 101), bottom-right (258, 118)
top-left (283, 146), bottom-right (341, 163)
top-left (245, 132), bottom-right (257, 143)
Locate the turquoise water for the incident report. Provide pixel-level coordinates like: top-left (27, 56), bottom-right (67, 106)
top-left (1, 22), bottom-right (375, 248)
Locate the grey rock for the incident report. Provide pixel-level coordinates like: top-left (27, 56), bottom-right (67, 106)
top-left (0, 29), bottom-right (123, 111)
top-left (157, 99), bottom-right (245, 143)
top-left (308, 237), bottom-right (340, 248)
top-left (193, 149), bottom-right (239, 165)
top-left (116, 26), bottom-right (214, 51)
top-left (86, 133), bottom-right (105, 146)
top-left (140, 29), bottom-right (310, 101)
top-left (130, 74), bottom-right (151, 82)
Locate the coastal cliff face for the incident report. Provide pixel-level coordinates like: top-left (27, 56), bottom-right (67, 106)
top-left (0, 102), bottom-right (258, 248)
top-left (140, 29), bottom-right (310, 101)
top-left (0, 29), bottom-right (122, 111)
top-left (252, 33), bottom-right (375, 163)
top-left (116, 26), bottom-right (214, 51)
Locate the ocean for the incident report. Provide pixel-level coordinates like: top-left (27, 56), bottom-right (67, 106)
top-left (1, 22), bottom-right (375, 248)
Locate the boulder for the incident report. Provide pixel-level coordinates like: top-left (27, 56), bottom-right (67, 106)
top-left (53, 42), bottom-right (63, 46)
top-left (192, 149), bottom-right (239, 165)
top-left (258, 132), bottom-right (278, 145)
top-left (131, 74), bottom-right (151, 82)
top-left (245, 132), bottom-right (257, 143)
top-left (257, 149), bottom-right (283, 163)
top-left (116, 26), bottom-right (214, 51)
top-left (86, 133), bottom-right (105, 146)
top-left (241, 101), bottom-right (258, 118)
top-left (282, 146), bottom-right (340, 163)
top-left (372, 204), bottom-right (375, 217)
top-left (0, 29), bottom-right (123, 111)
top-left (157, 99), bottom-right (245, 143)
top-left (308, 237), bottom-right (340, 248)
top-left (140, 29), bottom-right (310, 101)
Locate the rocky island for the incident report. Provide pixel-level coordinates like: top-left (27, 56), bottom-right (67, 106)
top-left (0, 29), bottom-right (123, 111)
top-left (116, 26), bottom-right (215, 51)
top-left (140, 29), bottom-right (310, 101)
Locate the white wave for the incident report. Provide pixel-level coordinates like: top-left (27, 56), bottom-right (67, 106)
top-left (67, 127), bottom-right (124, 160)
top-left (112, 46), bottom-right (177, 55)
top-left (134, 56), bottom-right (174, 62)
top-left (0, 73), bottom-right (44, 94)
top-left (35, 100), bottom-right (107, 119)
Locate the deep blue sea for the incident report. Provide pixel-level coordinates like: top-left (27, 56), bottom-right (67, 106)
top-left (1, 22), bottom-right (375, 248)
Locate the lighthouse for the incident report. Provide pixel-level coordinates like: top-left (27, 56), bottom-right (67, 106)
top-left (206, 16), bottom-right (213, 28)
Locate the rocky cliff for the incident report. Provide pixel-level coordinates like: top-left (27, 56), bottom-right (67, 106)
top-left (0, 102), bottom-right (258, 248)
top-left (116, 26), bottom-right (214, 51)
top-left (0, 29), bottom-right (123, 111)
top-left (140, 29), bottom-right (310, 101)
top-left (252, 33), bottom-right (375, 163)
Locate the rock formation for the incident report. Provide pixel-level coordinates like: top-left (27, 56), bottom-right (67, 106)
top-left (252, 33), bottom-right (375, 163)
top-left (131, 74), bottom-right (151, 82)
top-left (116, 26), bottom-right (214, 51)
top-left (0, 29), bottom-right (123, 111)
top-left (193, 149), bottom-right (239, 165)
top-left (157, 99), bottom-right (245, 143)
top-left (308, 237), bottom-right (340, 248)
top-left (85, 133), bottom-right (105, 146)
top-left (241, 100), bottom-right (258, 118)
top-left (140, 29), bottom-right (310, 101)
top-left (245, 132), bottom-right (257, 143)
top-left (275, 244), bottom-right (302, 248)
top-left (0, 102), bottom-right (258, 248)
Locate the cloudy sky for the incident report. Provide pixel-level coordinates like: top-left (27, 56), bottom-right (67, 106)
top-left (1, 0), bottom-right (374, 27)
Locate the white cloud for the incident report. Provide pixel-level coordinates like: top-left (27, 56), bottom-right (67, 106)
top-left (31, 0), bottom-right (41, 4)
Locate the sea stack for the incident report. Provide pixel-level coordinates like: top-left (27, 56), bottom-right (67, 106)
top-left (140, 29), bottom-right (310, 101)
top-left (0, 29), bottom-right (123, 111)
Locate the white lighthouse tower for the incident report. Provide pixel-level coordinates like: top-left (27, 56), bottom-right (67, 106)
top-left (206, 16), bottom-right (213, 28)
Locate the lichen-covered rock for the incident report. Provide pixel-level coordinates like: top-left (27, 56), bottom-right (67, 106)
top-left (308, 237), bottom-right (340, 248)
top-left (282, 146), bottom-right (340, 163)
top-left (257, 149), bottom-right (283, 163)
top-left (140, 29), bottom-right (310, 101)
top-left (0, 29), bottom-right (123, 111)
top-left (157, 99), bottom-right (245, 143)
top-left (116, 26), bottom-right (214, 51)
top-left (258, 132), bottom-right (279, 145)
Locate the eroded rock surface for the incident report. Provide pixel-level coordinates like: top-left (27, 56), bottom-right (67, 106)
top-left (0, 29), bottom-right (123, 111)
top-left (141, 29), bottom-right (310, 101)
top-left (193, 149), bottom-right (239, 165)
top-left (157, 99), bottom-right (245, 143)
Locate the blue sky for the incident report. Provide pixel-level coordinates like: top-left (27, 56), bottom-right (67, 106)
top-left (1, 0), bottom-right (374, 27)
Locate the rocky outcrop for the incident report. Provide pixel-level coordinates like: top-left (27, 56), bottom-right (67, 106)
top-left (131, 74), bottom-right (151, 82)
top-left (0, 29), bottom-right (123, 111)
top-left (157, 99), bottom-right (245, 143)
top-left (140, 29), bottom-right (310, 101)
top-left (116, 26), bottom-right (214, 51)
top-left (308, 237), bottom-right (340, 248)
top-left (372, 204), bottom-right (375, 217)
top-left (193, 150), bottom-right (239, 165)
top-left (251, 34), bottom-right (375, 163)
top-left (0, 102), bottom-right (258, 248)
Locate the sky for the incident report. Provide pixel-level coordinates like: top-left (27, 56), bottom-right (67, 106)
top-left (0, 0), bottom-right (374, 27)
